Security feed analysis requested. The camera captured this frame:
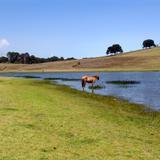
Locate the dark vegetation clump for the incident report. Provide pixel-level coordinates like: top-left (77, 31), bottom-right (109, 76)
top-left (15, 75), bottom-right (41, 79)
top-left (88, 85), bottom-right (105, 90)
top-left (106, 80), bottom-right (140, 85)
top-left (44, 77), bottom-right (81, 81)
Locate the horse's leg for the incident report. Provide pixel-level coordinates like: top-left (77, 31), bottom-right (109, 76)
top-left (91, 82), bottom-right (94, 93)
top-left (82, 84), bottom-right (85, 91)
top-left (84, 81), bottom-right (86, 91)
top-left (82, 79), bottom-right (86, 91)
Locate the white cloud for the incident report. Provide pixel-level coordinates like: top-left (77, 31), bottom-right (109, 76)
top-left (0, 38), bottom-right (10, 49)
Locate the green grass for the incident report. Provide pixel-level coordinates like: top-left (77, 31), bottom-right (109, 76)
top-left (0, 77), bottom-right (160, 160)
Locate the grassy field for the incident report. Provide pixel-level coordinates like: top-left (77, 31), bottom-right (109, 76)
top-left (0, 78), bottom-right (160, 160)
top-left (0, 47), bottom-right (160, 72)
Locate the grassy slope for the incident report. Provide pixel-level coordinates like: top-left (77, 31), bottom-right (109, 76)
top-left (0, 47), bottom-right (160, 72)
top-left (0, 77), bottom-right (160, 160)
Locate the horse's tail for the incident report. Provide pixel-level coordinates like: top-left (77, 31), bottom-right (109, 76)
top-left (81, 79), bottom-right (86, 88)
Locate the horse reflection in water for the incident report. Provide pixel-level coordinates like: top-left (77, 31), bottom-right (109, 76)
top-left (81, 75), bottom-right (99, 93)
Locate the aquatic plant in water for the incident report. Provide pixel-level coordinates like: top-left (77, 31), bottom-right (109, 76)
top-left (106, 80), bottom-right (140, 85)
top-left (44, 77), bottom-right (80, 81)
top-left (15, 75), bottom-right (41, 79)
top-left (88, 85), bottom-right (105, 90)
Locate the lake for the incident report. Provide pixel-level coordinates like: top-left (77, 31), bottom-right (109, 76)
top-left (0, 72), bottom-right (160, 110)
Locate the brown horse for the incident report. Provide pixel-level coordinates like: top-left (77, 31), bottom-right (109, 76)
top-left (81, 75), bottom-right (99, 92)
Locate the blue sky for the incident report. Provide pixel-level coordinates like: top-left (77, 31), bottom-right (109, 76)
top-left (0, 0), bottom-right (159, 58)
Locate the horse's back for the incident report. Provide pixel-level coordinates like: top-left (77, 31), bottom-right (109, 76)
top-left (82, 75), bottom-right (96, 82)
top-left (81, 75), bottom-right (88, 80)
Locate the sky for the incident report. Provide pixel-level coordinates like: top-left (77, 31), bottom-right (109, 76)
top-left (0, 0), bottom-right (159, 58)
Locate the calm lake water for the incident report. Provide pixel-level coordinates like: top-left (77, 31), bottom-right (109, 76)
top-left (0, 72), bottom-right (160, 110)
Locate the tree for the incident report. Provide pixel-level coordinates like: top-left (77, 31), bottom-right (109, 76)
top-left (106, 46), bottom-right (113, 55)
top-left (143, 39), bottom-right (156, 48)
top-left (0, 56), bottom-right (8, 63)
top-left (66, 57), bottom-right (76, 60)
top-left (29, 55), bottom-right (35, 63)
top-left (106, 44), bottom-right (123, 55)
top-left (60, 57), bottom-right (64, 61)
top-left (5, 51), bottom-right (75, 64)
top-left (49, 56), bottom-right (59, 61)
top-left (7, 52), bottom-right (20, 63)
top-left (17, 53), bottom-right (30, 64)
top-left (22, 53), bottom-right (30, 64)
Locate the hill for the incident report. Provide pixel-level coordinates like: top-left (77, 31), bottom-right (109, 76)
top-left (0, 47), bottom-right (160, 72)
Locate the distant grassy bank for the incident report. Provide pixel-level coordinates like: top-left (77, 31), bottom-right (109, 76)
top-left (0, 68), bottom-right (160, 73)
top-left (0, 78), bottom-right (160, 160)
top-left (0, 47), bottom-right (160, 72)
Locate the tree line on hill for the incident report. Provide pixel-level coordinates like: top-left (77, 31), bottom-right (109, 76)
top-left (106, 39), bottom-right (158, 55)
top-left (0, 52), bottom-right (76, 64)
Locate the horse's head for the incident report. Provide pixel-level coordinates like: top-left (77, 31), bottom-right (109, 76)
top-left (95, 75), bottom-right (99, 80)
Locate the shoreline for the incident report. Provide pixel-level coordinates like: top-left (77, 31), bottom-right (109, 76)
top-left (0, 68), bottom-right (160, 73)
top-left (0, 76), bottom-right (158, 114)
top-left (0, 75), bottom-right (159, 111)
top-left (46, 79), bottom-right (158, 113)
top-left (0, 76), bottom-right (156, 113)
